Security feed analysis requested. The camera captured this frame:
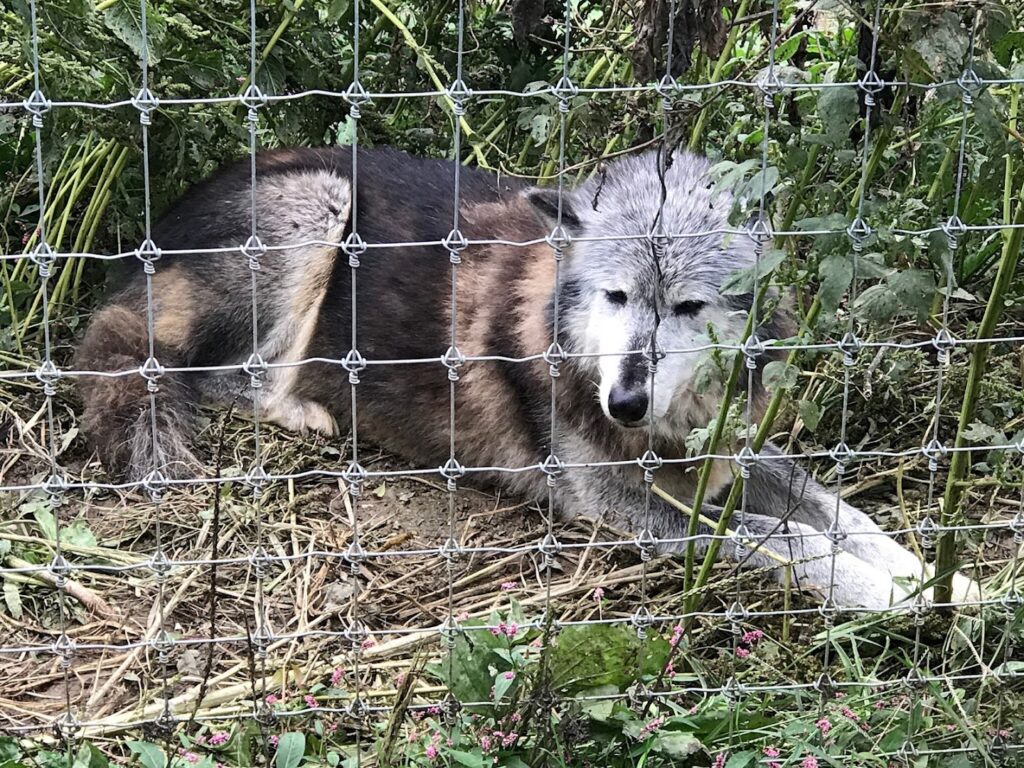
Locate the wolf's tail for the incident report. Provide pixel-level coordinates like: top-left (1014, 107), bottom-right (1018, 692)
top-left (73, 305), bottom-right (198, 480)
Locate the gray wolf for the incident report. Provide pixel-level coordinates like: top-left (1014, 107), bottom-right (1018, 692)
top-left (74, 146), bottom-right (976, 609)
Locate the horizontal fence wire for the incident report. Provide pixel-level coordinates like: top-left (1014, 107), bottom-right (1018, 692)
top-left (1, 0), bottom-right (1023, 764)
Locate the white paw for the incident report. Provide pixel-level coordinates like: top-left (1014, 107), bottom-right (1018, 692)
top-left (266, 396), bottom-right (338, 436)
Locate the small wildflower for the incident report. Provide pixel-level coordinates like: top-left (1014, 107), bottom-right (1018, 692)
top-left (712, 753), bottom-right (728, 768)
top-left (425, 744), bottom-right (438, 761)
top-left (269, 735), bottom-right (280, 748)
top-left (502, 732), bottom-right (518, 748)
top-left (639, 717), bottom-right (664, 737)
top-left (304, 694), bottom-right (319, 709)
top-left (183, 753), bottom-right (199, 765)
top-left (265, 693), bottom-right (279, 705)
top-left (735, 646), bottom-right (750, 658)
top-left (407, 730), bottom-right (418, 744)
top-left (207, 731), bottom-right (229, 747)
top-left (664, 660), bottom-right (675, 676)
top-left (840, 706), bottom-right (859, 723)
top-left (456, 611), bottom-right (469, 621)
top-left (802, 757), bottom-right (819, 768)
top-left (428, 705), bottom-right (442, 716)
top-left (510, 712), bottom-right (521, 722)
top-left (593, 586), bottom-right (605, 601)
top-left (330, 667), bottom-right (344, 686)
top-left (500, 580), bottom-right (518, 591)
top-left (505, 622), bottom-right (518, 638)
top-left (833, 691), bottom-right (845, 699)
top-left (503, 671), bottom-right (515, 680)
top-left (874, 700), bottom-right (886, 710)
top-left (816, 717), bottom-right (832, 736)
top-left (431, 731), bottom-right (442, 744)
top-left (763, 746), bottom-right (781, 757)
top-left (480, 735), bottom-right (492, 751)
top-left (741, 629), bottom-right (764, 645)
top-left (361, 637), bottom-right (376, 650)
top-left (669, 624), bottom-right (684, 648)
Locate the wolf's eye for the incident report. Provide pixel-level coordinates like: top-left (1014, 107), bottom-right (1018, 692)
top-left (605, 290), bottom-right (627, 306)
top-left (673, 300), bottom-right (705, 317)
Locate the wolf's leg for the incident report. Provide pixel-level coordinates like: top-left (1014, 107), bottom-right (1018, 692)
top-left (748, 442), bottom-right (979, 602)
top-left (195, 373), bottom-right (338, 436)
top-left (560, 464), bottom-right (909, 609)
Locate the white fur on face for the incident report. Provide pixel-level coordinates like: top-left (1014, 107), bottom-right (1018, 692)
top-left (584, 295), bottom-right (743, 429)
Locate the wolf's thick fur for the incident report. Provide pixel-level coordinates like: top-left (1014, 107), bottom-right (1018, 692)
top-left (75, 146), bottom-right (976, 609)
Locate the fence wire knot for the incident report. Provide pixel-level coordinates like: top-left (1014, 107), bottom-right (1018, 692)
top-left (35, 360), bottom-right (61, 397)
top-left (149, 548), bottom-right (172, 580)
top-left (634, 528), bottom-right (657, 561)
top-left (746, 213), bottom-right (773, 244)
top-left (838, 331), bottom-right (861, 367)
top-left (941, 214), bottom-right (966, 251)
top-left (818, 596), bottom-right (839, 624)
top-left (342, 348), bottom-right (367, 384)
top-left (825, 521), bottom-right (847, 550)
top-left (443, 227), bottom-right (468, 263)
top-left (441, 345), bottom-right (466, 381)
top-left (932, 328), bottom-right (957, 367)
top-left (627, 680), bottom-right (653, 711)
top-left (446, 78), bottom-right (472, 116)
top-left (439, 536), bottom-right (462, 564)
top-left (630, 605), bottom-right (654, 639)
top-left (552, 75), bottom-right (578, 110)
top-left (343, 81), bottom-right (371, 118)
top-left (543, 342), bottom-right (567, 378)
top-left (142, 470), bottom-right (168, 503)
top-left (344, 539), bottom-right (366, 572)
top-left (1010, 511), bottom-right (1024, 545)
top-left (135, 238), bottom-right (161, 273)
top-left (23, 88), bottom-right (50, 126)
top-left (440, 692), bottom-right (462, 725)
top-left (48, 553), bottom-right (70, 588)
top-left (539, 532), bottom-right (562, 562)
top-left (732, 522), bottom-right (751, 561)
top-left (240, 83), bottom-right (267, 121)
top-left (52, 712), bottom-right (81, 744)
top-left (735, 445), bottom-right (758, 479)
top-left (241, 234), bottom-right (266, 270)
top-left (139, 355), bottom-right (164, 393)
top-left (726, 600), bottom-right (749, 626)
top-left (923, 438), bottom-right (946, 473)
top-left (440, 457), bottom-right (466, 491)
top-left (812, 672), bottom-right (834, 695)
top-left (252, 621), bottom-right (274, 659)
top-left (342, 461), bottom-right (367, 497)
top-left (637, 450), bottom-right (662, 484)
top-left (31, 241), bottom-right (55, 277)
top-left (741, 334), bottom-right (764, 370)
top-left (546, 223), bottom-right (572, 252)
top-left (846, 216), bottom-right (872, 251)
top-left (858, 69), bottom-right (885, 102)
top-left (916, 516), bottom-right (939, 549)
top-left (656, 74), bottom-right (680, 110)
top-left (957, 67), bottom-right (982, 105)
top-left (342, 231), bottom-right (367, 268)
top-left (52, 634), bottom-right (75, 671)
top-left (243, 352), bottom-right (268, 389)
top-left (541, 453), bottom-right (564, 487)
top-left (756, 67), bottom-right (783, 107)
top-left (909, 592), bottom-right (930, 625)
top-left (829, 442), bottom-right (853, 475)
top-left (343, 620), bottom-right (369, 650)
top-left (131, 87), bottom-right (159, 124)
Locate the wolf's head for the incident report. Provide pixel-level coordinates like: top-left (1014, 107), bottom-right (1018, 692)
top-left (525, 150), bottom-right (771, 436)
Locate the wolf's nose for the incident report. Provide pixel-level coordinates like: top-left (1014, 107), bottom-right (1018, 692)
top-left (608, 385), bottom-right (648, 425)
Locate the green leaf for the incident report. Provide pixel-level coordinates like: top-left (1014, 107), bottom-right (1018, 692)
top-left (126, 741), bottom-right (166, 768)
top-left (905, 11), bottom-right (968, 81)
top-left (655, 730), bottom-right (702, 758)
top-left (762, 360), bottom-right (799, 392)
top-left (725, 750), bottom-right (756, 768)
top-left (62, 519), bottom-right (98, 548)
top-left (720, 249), bottom-right (787, 295)
top-left (888, 269), bottom-right (936, 322)
top-left (430, 620), bottom-right (510, 708)
top-left (31, 505), bottom-right (58, 541)
top-left (3, 581), bottom-right (22, 620)
top-left (449, 749), bottom-right (486, 768)
top-left (797, 400), bottom-right (821, 432)
top-left (578, 684), bottom-right (618, 722)
top-left (274, 733), bottom-right (305, 768)
top-left (818, 252), bottom-right (853, 313)
top-left (550, 624), bottom-right (669, 694)
top-left (492, 670), bottom-right (515, 702)
top-left (816, 86), bottom-right (859, 146)
top-left (72, 743), bottom-right (109, 768)
top-left (102, 0), bottom-right (167, 63)
top-left (962, 422), bottom-right (1004, 445)
top-left (854, 283), bottom-right (898, 322)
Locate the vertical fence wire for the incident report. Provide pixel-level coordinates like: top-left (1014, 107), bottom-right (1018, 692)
top-left (24, 0), bottom-right (76, 758)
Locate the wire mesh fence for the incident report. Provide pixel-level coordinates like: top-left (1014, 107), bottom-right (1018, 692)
top-left (1, 1), bottom-right (1023, 766)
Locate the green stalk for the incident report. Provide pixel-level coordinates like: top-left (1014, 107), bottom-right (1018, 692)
top-left (687, 0), bottom-right (753, 152)
top-left (934, 116), bottom-right (1024, 604)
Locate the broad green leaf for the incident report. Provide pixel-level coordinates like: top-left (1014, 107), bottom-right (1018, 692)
top-left (73, 743), bottom-right (109, 768)
top-left (720, 249), bottom-right (788, 295)
top-left (762, 360), bottom-right (799, 392)
top-left (3, 582), bottom-right (22, 620)
top-left (274, 732), bottom-right (305, 768)
top-left (816, 86), bottom-right (859, 146)
top-left (797, 400), bottom-right (821, 432)
top-left (492, 670), bottom-right (515, 702)
top-left (578, 684), bottom-right (618, 721)
top-left (449, 749), bottom-right (486, 768)
top-left (818, 252), bottom-right (853, 313)
top-left (549, 624), bottom-right (669, 694)
top-left (888, 269), bottom-right (936, 322)
top-left (126, 741), bottom-right (166, 768)
top-left (31, 505), bottom-right (58, 541)
top-left (962, 422), bottom-right (1004, 445)
top-left (656, 730), bottom-right (702, 758)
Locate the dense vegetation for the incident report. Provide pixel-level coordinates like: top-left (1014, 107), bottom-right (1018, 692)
top-left (1, 1), bottom-right (1023, 766)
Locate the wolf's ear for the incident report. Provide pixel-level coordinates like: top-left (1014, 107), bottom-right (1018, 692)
top-left (523, 187), bottom-right (582, 234)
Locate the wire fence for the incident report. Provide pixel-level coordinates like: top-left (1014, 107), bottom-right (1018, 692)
top-left (1, 0), bottom-right (1023, 765)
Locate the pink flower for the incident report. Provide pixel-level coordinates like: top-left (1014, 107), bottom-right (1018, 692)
top-left (664, 661), bottom-right (675, 676)
top-left (802, 758), bottom-right (819, 768)
top-left (265, 694), bottom-right (279, 705)
top-left (304, 694), bottom-right (319, 708)
top-left (639, 716), bottom-right (664, 736)
top-left (480, 735), bottom-right (492, 751)
top-left (669, 625), bottom-right (684, 648)
top-left (593, 587), bottom-right (605, 601)
top-left (330, 667), bottom-right (344, 686)
top-left (269, 735), bottom-right (279, 748)
top-left (502, 732), bottom-right (518, 748)
top-left (841, 706), bottom-right (859, 722)
top-left (425, 744), bottom-right (438, 761)
top-left (741, 629), bottom-right (764, 645)
top-left (816, 717), bottom-right (832, 736)
top-left (505, 622), bottom-right (518, 638)
top-left (712, 753), bottom-right (728, 768)
top-left (207, 731), bottom-right (229, 747)
top-left (361, 637), bottom-right (376, 650)
top-left (510, 712), bottom-right (521, 723)
top-left (456, 611), bottom-right (469, 621)
top-left (503, 671), bottom-right (515, 680)
top-left (763, 746), bottom-right (781, 757)
top-left (735, 647), bottom-right (750, 658)
top-left (428, 706), bottom-right (442, 716)
top-left (182, 753), bottom-right (199, 764)
top-left (501, 581), bottom-right (518, 591)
